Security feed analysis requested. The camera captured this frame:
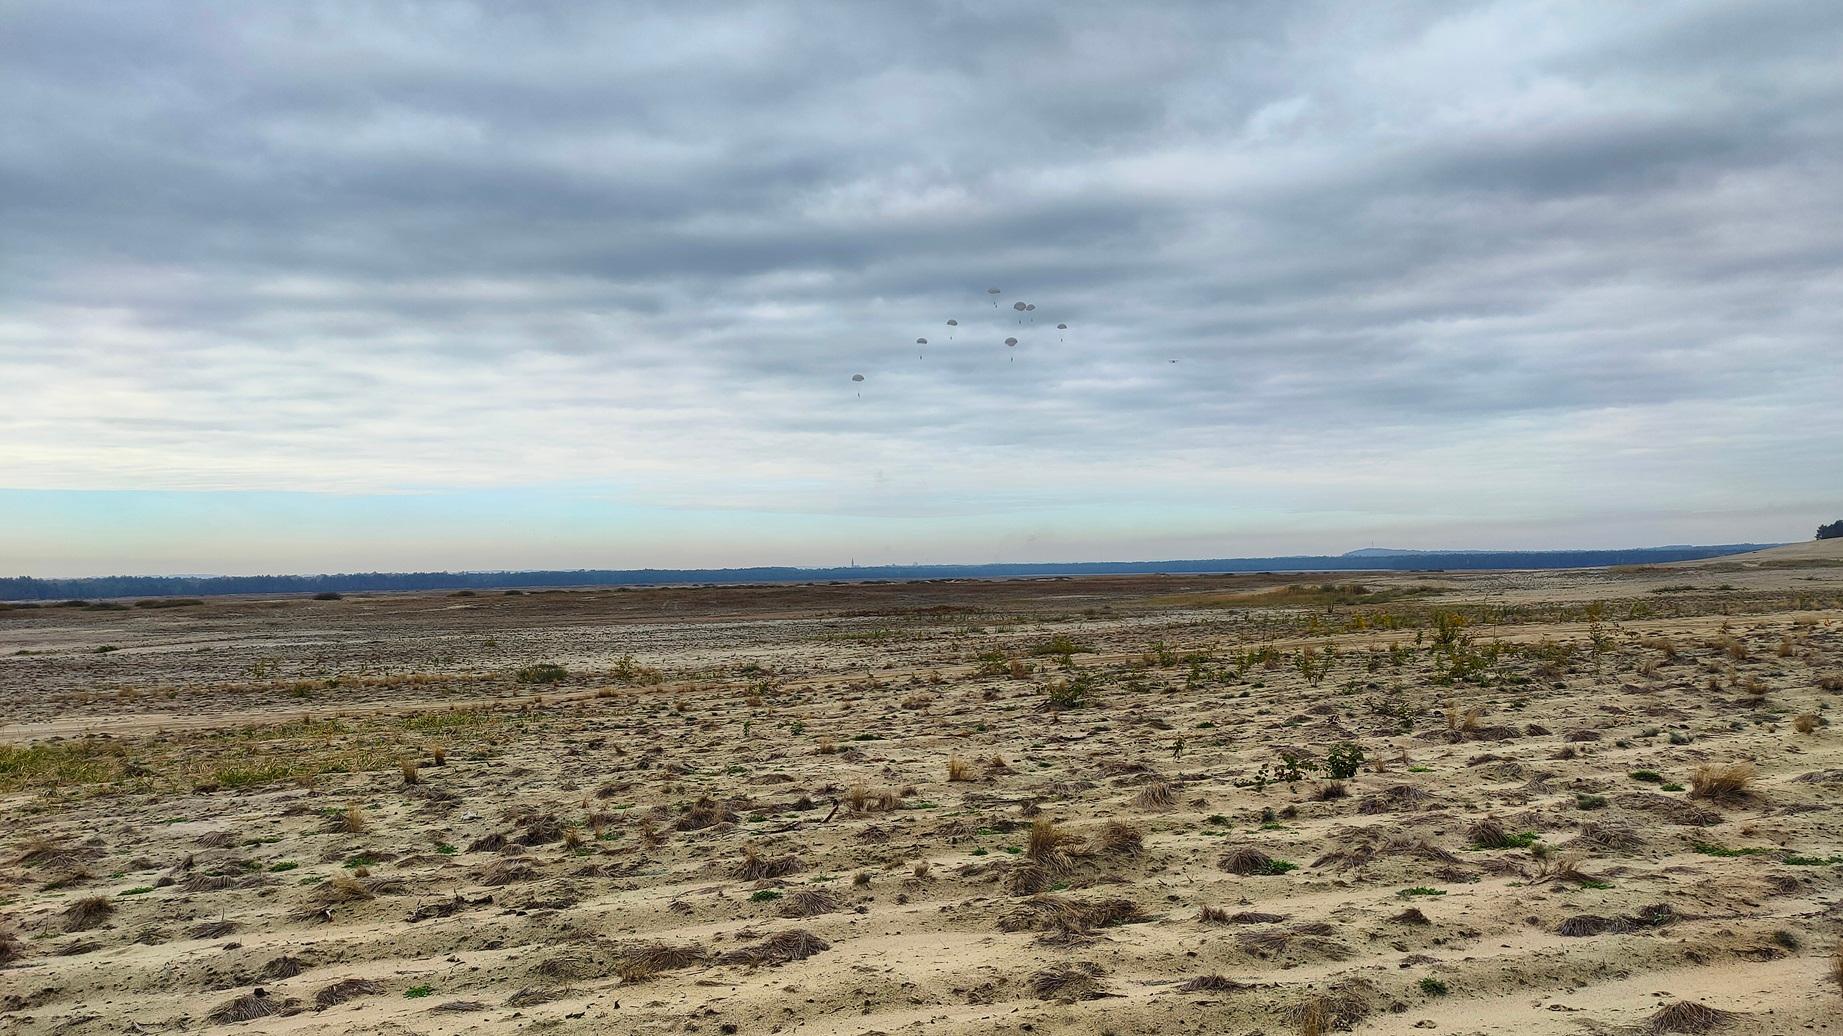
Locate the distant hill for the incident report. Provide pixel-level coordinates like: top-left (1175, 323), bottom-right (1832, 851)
top-left (0, 543), bottom-right (1782, 602)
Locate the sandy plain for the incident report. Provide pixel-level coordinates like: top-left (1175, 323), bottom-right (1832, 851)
top-left (2, 541), bottom-right (1841, 1035)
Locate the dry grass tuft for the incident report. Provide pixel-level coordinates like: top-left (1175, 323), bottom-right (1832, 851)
top-left (1573, 820), bottom-right (1645, 854)
top-left (1646, 1000), bottom-right (1737, 1034)
top-left (1030, 962), bottom-right (1108, 1001)
top-left (261, 956), bottom-right (309, 980)
top-left (1286, 983), bottom-right (1371, 1035)
top-left (62, 895), bottom-right (114, 932)
top-left (316, 873), bottom-right (377, 905)
top-left (1688, 761), bottom-right (1756, 803)
top-left (778, 888), bottom-right (839, 918)
top-left (1094, 820), bottom-right (1144, 856)
top-left (1133, 780), bottom-right (1176, 809)
top-left (209, 988), bottom-right (297, 1023)
top-left (399, 759), bottom-right (420, 785)
top-left (1027, 817), bottom-right (1077, 858)
top-left (615, 942), bottom-right (708, 982)
top-left (1467, 814), bottom-right (1512, 848)
top-left (716, 928), bottom-right (829, 967)
top-left (998, 894), bottom-right (1149, 938)
top-left (734, 844), bottom-right (801, 880)
top-left (676, 795), bottom-right (739, 830)
top-left (0, 928), bottom-right (24, 966)
top-left (507, 986), bottom-right (574, 1007)
top-left (946, 755), bottom-right (976, 782)
top-left (1794, 713), bottom-right (1819, 734)
top-left (314, 977), bottom-right (384, 1010)
top-left (1219, 846), bottom-right (1277, 876)
top-left (1536, 851), bottom-right (1600, 887)
top-left (330, 804), bottom-right (368, 834)
top-left (1177, 974), bottom-right (1247, 992)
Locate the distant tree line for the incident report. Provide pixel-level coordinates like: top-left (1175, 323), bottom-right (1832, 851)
top-left (0, 544), bottom-right (1780, 602)
top-left (1820, 520), bottom-right (1843, 540)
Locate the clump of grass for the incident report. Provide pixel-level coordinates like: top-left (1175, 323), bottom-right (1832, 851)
top-left (716, 928), bottom-right (829, 967)
top-left (677, 794), bottom-right (739, 830)
top-left (1178, 974), bottom-right (1246, 993)
top-left (778, 889), bottom-right (838, 918)
top-left (209, 988), bottom-right (296, 1023)
top-left (946, 755), bottom-right (975, 782)
top-left (734, 844), bottom-right (801, 880)
top-left (1646, 1000), bottom-right (1736, 1034)
top-left (1419, 977), bottom-right (1449, 996)
top-left (1040, 672), bottom-right (1096, 710)
top-left (399, 759), bottom-right (420, 785)
top-left (1688, 761), bottom-right (1756, 803)
top-left (1029, 634), bottom-right (1091, 659)
top-left (1467, 815), bottom-right (1538, 849)
top-left (1286, 985), bottom-right (1372, 1036)
top-left (1134, 780), bottom-right (1176, 810)
top-left (843, 784), bottom-right (899, 813)
top-left (616, 942), bottom-right (708, 982)
top-left (62, 895), bottom-right (114, 932)
top-left (330, 804), bottom-right (369, 834)
top-left (514, 663), bottom-right (568, 684)
top-left (1535, 851), bottom-right (1601, 886)
top-left (1027, 817), bottom-right (1078, 859)
top-left (1219, 847), bottom-right (1295, 876)
top-left (1030, 962), bottom-right (1107, 1001)
top-left (1794, 713), bottom-right (1819, 734)
top-left (1629, 770), bottom-right (1666, 784)
top-left (1094, 820), bottom-right (1144, 856)
top-left (0, 928), bottom-right (24, 965)
top-left (314, 977), bottom-right (384, 1009)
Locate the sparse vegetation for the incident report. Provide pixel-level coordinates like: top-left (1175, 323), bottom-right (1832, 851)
top-left (2, 563), bottom-right (1839, 1033)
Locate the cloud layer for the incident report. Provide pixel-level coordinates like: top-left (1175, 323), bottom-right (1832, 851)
top-left (3, 2), bottom-right (1840, 570)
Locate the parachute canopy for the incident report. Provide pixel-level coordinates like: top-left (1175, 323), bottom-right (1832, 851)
top-left (1025, 304), bottom-right (1036, 312)
top-left (1056, 323), bottom-right (1067, 329)
top-left (946, 319), bottom-right (958, 326)
top-left (1004, 337), bottom-right (1018, 346)
top-left (916, 338), bottom-right (927, 344)
top-left (1013, 301), bottom-right (1027, 311)
top-left (987, 287), bottom-right (1001, 295)
top-left (851, 373), bottom-right (865, 382)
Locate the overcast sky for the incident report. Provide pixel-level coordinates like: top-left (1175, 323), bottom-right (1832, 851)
top-left (3, 2), bottom-right (1840, 576)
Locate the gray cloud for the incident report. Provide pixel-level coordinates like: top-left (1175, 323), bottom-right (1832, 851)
top-left (2, 0), bottom-right (1839, 565)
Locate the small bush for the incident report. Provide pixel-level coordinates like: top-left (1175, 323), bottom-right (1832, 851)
top-left (514, 663), bottom-right (568, 684)
top-left (1324, 743), bottom-right (1365, 780)
top-left (1029, 634), bottom-right (1091, 659)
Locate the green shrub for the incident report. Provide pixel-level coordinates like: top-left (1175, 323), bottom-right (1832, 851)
top-left (1325, 743), bottom-right (1365, 780)
top-left (514, 663), bottom-right (568, 684)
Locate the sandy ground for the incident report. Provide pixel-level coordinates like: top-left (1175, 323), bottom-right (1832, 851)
top-left (2, 545), bottom-right (1840, 1034)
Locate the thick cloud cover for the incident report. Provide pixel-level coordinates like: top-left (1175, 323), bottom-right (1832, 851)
top-left (3, 2), bottom-right (1839, 571)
